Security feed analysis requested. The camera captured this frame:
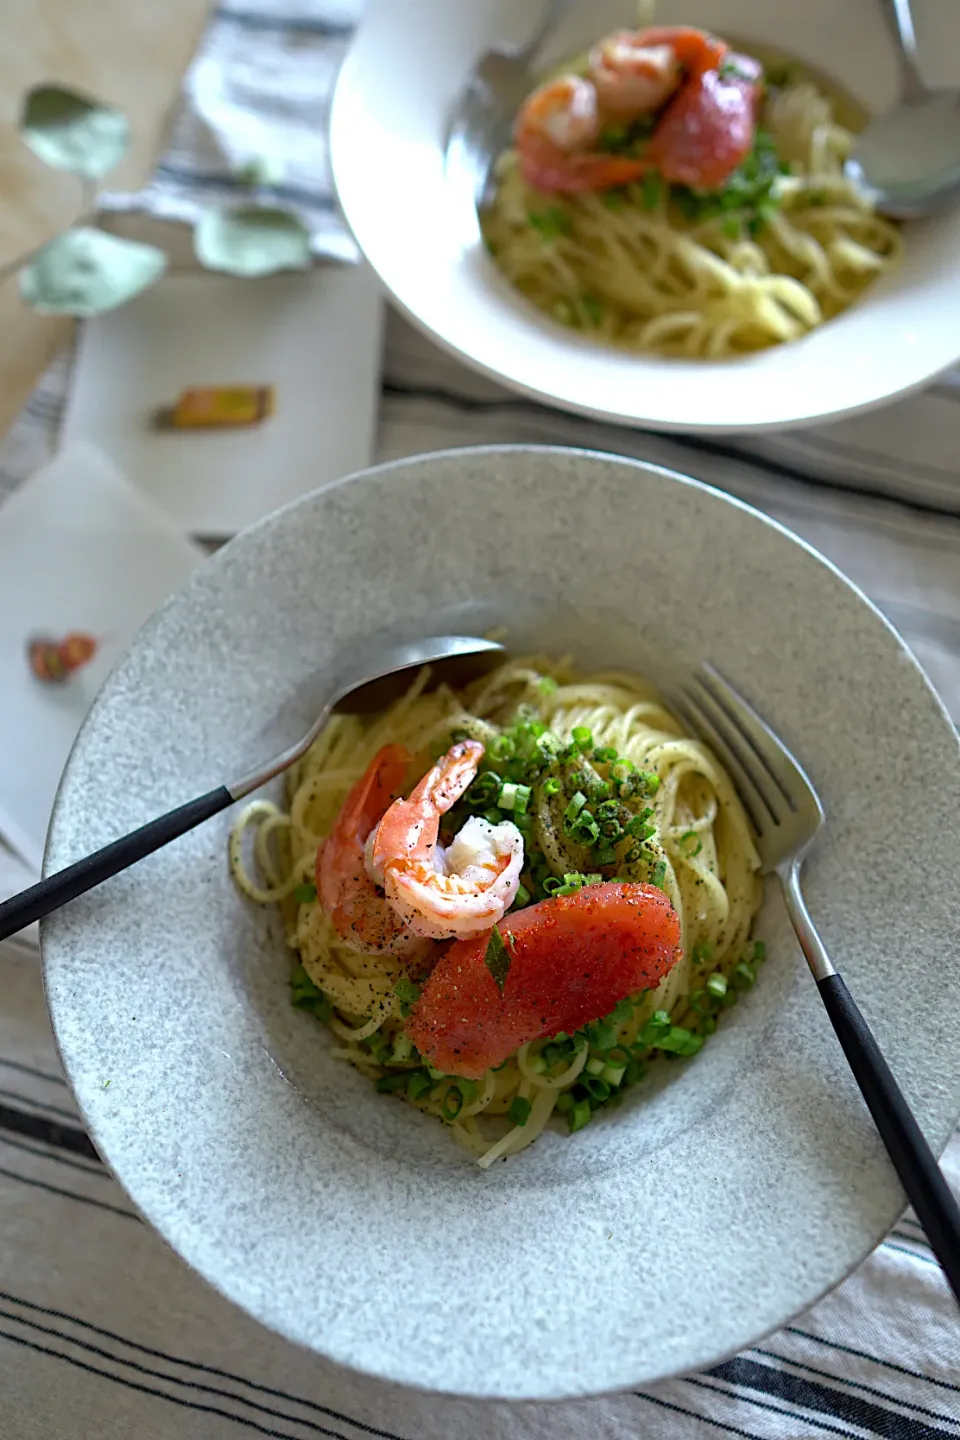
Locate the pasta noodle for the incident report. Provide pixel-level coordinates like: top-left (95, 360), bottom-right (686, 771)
top-left (482, 43), bottom-right (901, 358)
top-left (231, 658), bottom-right (765, 1167)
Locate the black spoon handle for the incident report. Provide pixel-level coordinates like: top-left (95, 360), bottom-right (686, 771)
top-left (818, 972), bottom-right (960, 1307)
top-left (0, 787), bottom-right (233, 942)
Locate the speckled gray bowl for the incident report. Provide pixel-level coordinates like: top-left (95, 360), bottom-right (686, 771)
top-left (42, 446), bottom-right (960, 1401)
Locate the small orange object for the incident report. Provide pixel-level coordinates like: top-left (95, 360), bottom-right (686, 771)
top-left (157, 385), bottom-right (275, 430)
top-left (28, 631), bottom-right (99, 684)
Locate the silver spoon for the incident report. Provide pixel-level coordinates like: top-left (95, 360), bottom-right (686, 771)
top-left (845, 0), bottom-right (960, 217)
top-left (445, 0), bottom-right (581, 211)
top-left (0, 634), bottom-right (504, 941)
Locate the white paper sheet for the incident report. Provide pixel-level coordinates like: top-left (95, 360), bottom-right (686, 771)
top-left (0, 442), bottom-right (204, 869)
top-left (60, 267), bottom-right (385, 536)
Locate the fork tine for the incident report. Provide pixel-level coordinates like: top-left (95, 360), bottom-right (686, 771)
top-left (697, 664), bottom-right (807, 811)
top-left (665, 687), bottom-right (772, 839)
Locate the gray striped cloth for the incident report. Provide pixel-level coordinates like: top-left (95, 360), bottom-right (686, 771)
top-left (1, 4), bottom-right (958, 1437)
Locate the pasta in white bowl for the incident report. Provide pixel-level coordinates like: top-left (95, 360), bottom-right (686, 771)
top-left (331, 0), bottom-right (960, 431)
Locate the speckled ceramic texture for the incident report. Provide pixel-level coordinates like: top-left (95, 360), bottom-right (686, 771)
top-left (42, 447), bottom-right (960, 1401)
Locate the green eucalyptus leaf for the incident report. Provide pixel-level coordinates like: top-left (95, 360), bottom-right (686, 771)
top-left (19, 227), bottom-right (167, 317)
top-left (235, 156), bottom-right (285, 188)
top-left (20, 85), bottom-right (130, 179)
top-left (194, 206), bottom-right (312, 277)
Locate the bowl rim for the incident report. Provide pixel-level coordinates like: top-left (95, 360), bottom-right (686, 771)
top-left (41, 444), bottom-right (960, 1400)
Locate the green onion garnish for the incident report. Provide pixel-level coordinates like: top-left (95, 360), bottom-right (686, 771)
top-left (406, 1070), bottom-right (433, 1101)
top-left (568, 1097), bottom-right (592, 1133)
top-left (733, 961), bottom-right (756, 990)
top-left (529, 206), bottom-right (571, 240)
top-left (752, 940), bottom-right (767, 964)
top-left (571, 726), bottom-right (593, 749)
top-left (441, 1086), bottom-right (463, 1120)
top-left (376, 1072), bottom-right (411, 1094)
top-left (507, 1097), bottom-right (532, 1127)
top-left (513, 883), bottom-right (531, 909)
top-left (678, 830), bottom-right (703, 857)
top-left (537, 675), bottom-right (559, 694)
top-left (555, 1091), bottom-right (575, 1114)
top-left (394, 977), bottom-right (421, 1006)
top-left (706, 972), bottom-right (727, 1000)
top-left (564, 791), bottom-right (587, 822)
top-left (293, 881), bottom-right (317, 904)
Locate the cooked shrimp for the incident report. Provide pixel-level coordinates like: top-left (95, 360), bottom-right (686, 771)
top-left (315, 743), bottom-right (421, 955)
top-left (587, 33), bottom-right (684, 119)
top-left (368, 740), bottom-right (524, 941)
top-left (514, 74), bottom-right (647, 194)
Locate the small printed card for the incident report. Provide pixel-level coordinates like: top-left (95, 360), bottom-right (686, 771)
top-left (0, 442), bottom-right (204, 870)
top-left (60, 266), bottom-right (385, 536)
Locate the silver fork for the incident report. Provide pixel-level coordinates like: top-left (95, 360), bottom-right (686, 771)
top-left (666, 662), bottom-right (960, 1307)
top-left (445, 0), bottom-right (581, 211)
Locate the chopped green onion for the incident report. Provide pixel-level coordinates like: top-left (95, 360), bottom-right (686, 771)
top-left (594, 746), bottom-right (619, 764)
top-left (678, 829), bottom-right (703, 857)
top-left (721, 988), bottom-right (739, 1009)
top-left (564, 791), bottom-right (587, 822)
top-left (542, 876), bottom-right (563, 896)
top-left (483, 807), bottom-right (503, 826)
top-left (733, 961), bottom-right (756, 990)
top-left (375, 1072), bottom-right (411, 1093)
top-left (688, 987), bottom-right (709, 1015)
top-left (572, 815), bottom-right (600, 845)
top-left (586, 1056), bottom-right (606, 1078)
top-left (498, 781), bottom-right (531, 814)
top-left (571, 726), bottom-right (593, 749)
top-left (568, 1097), bottom-right (592, 1133)
top-left (611, 998), bottom-right (634, 1024)
top-left (601, 1063), bottom-right (627, 1086)
top-left (722, 216), bottom-right (741, 239)
top-left (587, 1019), bottom-right (618, 1051)
top-left (293, 881), bottom-right (317, 904)
top-left (656, 1025), bottom-right (700, 1055)
top-left (603, 187), bottom-right (625, 209)
top-left (692, 941), bottom-right (714, 966)
top-left (389, 1034), bottom-right (414, 1065)
top-left (640, 1010), bottom-right (671, 1045)
top-left (525, 1051), bottom-right (548, 1074)
top-left (706, 972), bottom-right (728, 1000)
top-left (441, 1086), bottom-right (463, 1120)
top-left (507, 1097), bottom-right (532, 1127)
top-left (625, 1058), bottom-right (646, 1085)
top-left (427, 1064), bottom-right (447, 1080)
top-left (581, 294), bottom-right (604, 327)
top-left (582, 1075), bottom-right (611, 1102)
top-left (513, 883), bottom-right (532, 908)
top-left (701, 1016), bottom-right (718, 1037)
top-left (649, 858), bottom-right (667, 889)
top-left (542, 776), bottom-right (562, 797)
top-left (555, 1090), bottom-right (575, 1114)
top-left (529, 205), bottom-right (572, 239)
top-left (752, 940), bottom-right (767, 964)
top-left (394, 977), bottom-right (421, 1006)
top-left (406, 1070), bottom-right (433, 1101)
top-left (537, 675), bottom-right (559, 695)
top-left (642, 172), bottom-right (662, 210)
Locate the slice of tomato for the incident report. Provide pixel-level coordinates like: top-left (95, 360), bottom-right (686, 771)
top-left (648, 53), bottom-right (763, 190)
top-left (405, 882), bottom-right (681, 1079)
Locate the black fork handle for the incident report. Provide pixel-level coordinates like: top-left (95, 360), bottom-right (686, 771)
top-left (0, 787), bottom-right (233, 942)
top-left (818, 972), bottom-right (960, 1307)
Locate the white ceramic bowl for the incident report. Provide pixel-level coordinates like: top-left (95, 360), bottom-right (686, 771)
top-left (331, 0), bottom-right (960, 432)
top-left (42, 447), bottom-right (960, 1400)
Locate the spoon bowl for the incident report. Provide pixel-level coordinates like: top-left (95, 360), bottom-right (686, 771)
top-left (845, 0), bottom-right (960, 218)
top-left (846, 90), bottom-right (960, 218)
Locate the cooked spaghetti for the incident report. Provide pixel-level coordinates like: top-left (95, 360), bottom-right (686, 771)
top-left (481, 10), bottom-right (901, 358)
top-left (230, 658), bottom-right (765, 1167)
